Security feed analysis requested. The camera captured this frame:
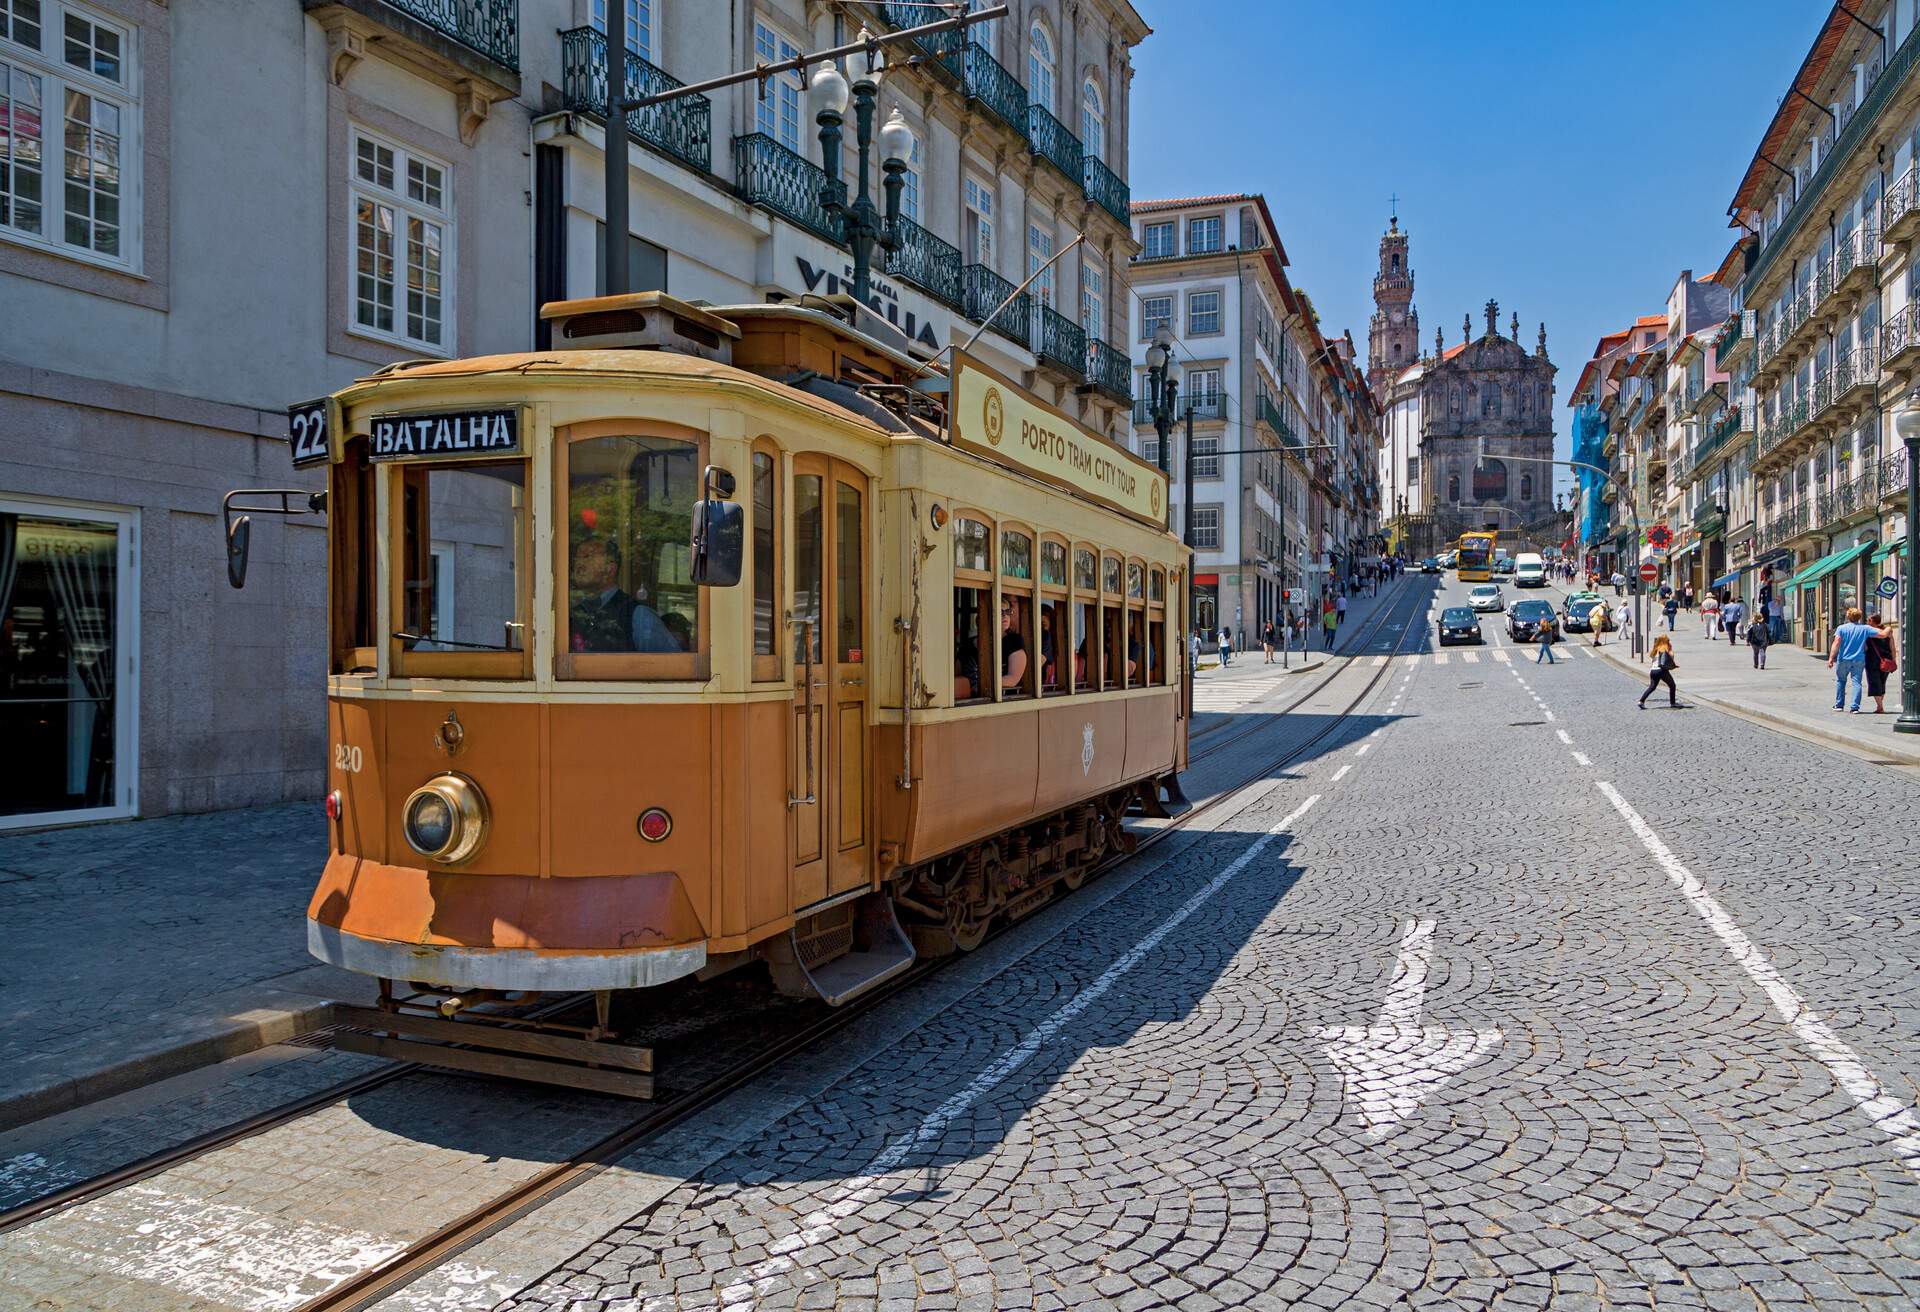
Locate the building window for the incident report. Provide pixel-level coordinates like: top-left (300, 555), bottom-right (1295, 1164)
top-left (1447, 473), bottom-right (1460, 501)
top-left (1142, 221), bottom-right (1174, 258)
top-left (1027, 222), bottom-right (1054, 307)
top-left (1188, 290), bottom-right (1221, 335)
top-left (1081, 78), bottom-right (1104, 161)
top-left (966, 0), bottom-right (996, 49)
top-left (753, 22), bottom-right (802, 154)
top-left (1520, 473), bottom-right (1533, 500)
top-left (1140, 294), bottom-right (1171, 340)
top-left (1481, 384), bottom-right (1502, 418)
top-left (350, 129), bottom-right (451, 351)
top-left (1193, 435), bottom-right (1220, 478)
top-left (0, 1), bottom-right (135, 266)
top-left (1139, 434), bottom-right (1159, 467)
top-left (1191, 506), bottom-right (1221, 550)
top-left (1186, 367), bottom-right (1221, 410)
top-left (900, 130), bottom-right (921, 222)
top-left (1026, 20), bottom-right (1054, 113)
top-left (964, 175), bottom-right (993, 264)
top-left (589, 0), bottom-right (652, 62)
top-left (1187, 215), bottom-right (1221, 254)
top-left (1080, 257), bottom-right (1103, 342)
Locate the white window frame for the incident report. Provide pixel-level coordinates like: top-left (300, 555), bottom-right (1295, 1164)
top-left (1027, 221), bottom-right (1054, 307)
top-left (899, 129), bottom-right (922, 223)
top-left (1081, 77), bottom-right (1104, 161)
top-left (0, 0), bottom-right (140, 271)
top-left (1187, 214), bottom-right (1222, 254)
top-left (347, 126), bottom-right (454, 355)
top-left (964, 174), bottom-right (993, 265)
top-left (1142, 221), bottom-right (1174, 258)
top-left (0, 493), bottom-right (141, 831)
top-left (1080, 255), bottom-right (1103, 342)
top-left (753, 20), bottom-right (803, 154)
top-left (1191, 506), bottom-right (1221, 551)
top-left (1026, 20), bottom-right (1054, 113)
top-left (1139, 294), bottom-right (1171, 341)
top-left (589, 0), bottom-right (653, 63)
top-left (1188, 289), bottom-right (1222, 336)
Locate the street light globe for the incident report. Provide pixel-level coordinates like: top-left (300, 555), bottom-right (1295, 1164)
top-left (809, 61), bottom-right (849, 116)
top-left (1896, 386), bottom-right (1920, 443)
top-left (878, 106), bottom-right (914, 166)
top-left (1152, 323), bottom-right (1174, 354)
top-left (849, 27), bottom-right (884, 88)
top-left (1145, 342), bottom-right (1169, 371)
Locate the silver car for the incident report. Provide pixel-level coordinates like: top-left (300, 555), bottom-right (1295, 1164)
top-left (1467, 584), bottom-right (1505, 613)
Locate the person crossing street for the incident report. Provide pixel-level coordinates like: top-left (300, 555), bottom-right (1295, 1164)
top-left (1535, 616), bottom-right (1559, 665)
top-left (1638, 634), bottom-right (1682, 709)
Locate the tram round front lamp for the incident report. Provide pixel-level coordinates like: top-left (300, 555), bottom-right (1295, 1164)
top-left (403, 774), bottom-right (490, 865)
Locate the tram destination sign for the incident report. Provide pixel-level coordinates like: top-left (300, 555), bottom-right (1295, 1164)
top-left (287, 397), bottom-right (330, 468)
top-left (368, 407), bottom-right (521, 461)
top-left (949, 352), bottom-right (1168, 529)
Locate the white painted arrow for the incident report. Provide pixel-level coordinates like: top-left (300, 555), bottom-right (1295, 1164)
top-left (1318, 918), bottom-right (1502, 1140)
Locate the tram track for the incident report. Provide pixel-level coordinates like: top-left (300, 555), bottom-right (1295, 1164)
top-left (0, 583), bottom-right (1424, 1311)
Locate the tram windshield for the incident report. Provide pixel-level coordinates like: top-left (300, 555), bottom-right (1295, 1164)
top-left (397, 461), bottom-right (528, 653)
top-left (565, 435), bottom-right (699, 655)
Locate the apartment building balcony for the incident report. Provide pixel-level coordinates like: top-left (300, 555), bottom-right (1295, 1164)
top-left (1831, 226), bottom-right (1878, 299)
top-left (878, 4), bottom-right (966, 78)
top-left (1758, 502), bottom-right (1811, 552)
top-left (1755, 394), bottom-right (1812, 469)
top-left (1833, 344), bottom-right (1878, 407)
top-left (884, 214), bottom-right (962, 310)
top-left (961, 263), bottom-right (1032, 350)
top-left (1602, 424), bottom-right (1619, 458)
top-left (963, 44), bottom-right (1028, 138)
top-left (1883, 450), bottom-right (1913, 504)
top-left (1881, 302), bottom-right (1920, 377)
top-left (1034, 303), bottom-right (1087, 379)
top-left (1085, 339), bottom-right (1131, 405)
top-left (1715, 309), bottom-right (1755, 367)
top-left (1083, 155), bottom-right (1130, 228)
top-left (562, 28), bottom-right (710, 174)
top-left (1885, 164), bottom-right (1920, 245)
top-left (1752, 319), bottom-right (1789, 385)
top-left (307, 0), bottom-right (519, 88)
top-left (1133, 391), bottom-right (1230, 425)
top-left (1818, 466), bottom-right (1881, 532)
top-left (1778, 287), bottom-right (1820, 362)
top-left (1255, 394), bottom-right (1302, 450)
top-left (733, 133), bottom-right (843, 243)
top-left (1602, 479), bottom-right (1619, 503)
top-left (1024, 103), bottom-right (1084, 189)
top-left (1693, 499), bottom-right (1726, 539)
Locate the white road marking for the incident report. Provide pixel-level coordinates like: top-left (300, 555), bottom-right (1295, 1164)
top-left (1597, 781), bottom-right (1920, 1180)
top-left (1571, 751), bottom-right (1591, 767)
top-left (1555, 729), bottom-right (1573, 745)
top-left (1492, 650), bottom-right (1511, 664)
top-left (1543, 709), bottom-right (1556, 721)
top-left (715, 794), bottom-right (1324, 1305)
top-left (1332, 764), bottom-right (1352, 782)
top-left (1433, 653), bottom-right (1449, 665)
top-left (1356, 744), bottom-right (1371, 757)
top-left (1372, 655), bottom-right (1388, 666)
top-left (1318, 919), bottom-right (1504, 1141)
top-left (1462, 650), bottom-right (1480, 663)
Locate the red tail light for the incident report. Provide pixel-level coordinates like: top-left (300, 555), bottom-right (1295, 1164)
top-left (637, 807), bottom-right (672, 842)
top-left (325, 791), bottom-right (342, 821)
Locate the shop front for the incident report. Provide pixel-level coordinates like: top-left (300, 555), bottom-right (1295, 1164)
top-left (1191, 573), bottom-right (1220, 638)
top-left (1783, 538), bottom-right (1877, 652)
top-left (1750, 547), bottom-right (1797, 641)
top-left (0, 499), bottom-right (139, 830)
top-left (1870, 518), bottom-right (1907, 629)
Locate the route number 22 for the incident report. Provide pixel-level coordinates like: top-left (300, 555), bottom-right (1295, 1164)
top-left (334, 744), bottom-right (363, 773)
top-left (288, 398), bottom-right (330, 468)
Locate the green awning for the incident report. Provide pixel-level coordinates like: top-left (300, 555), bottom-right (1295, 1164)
top-left (1788, 540), bottom-right (1875, 589)
top-left (1871, 537), bottom-right (1909, 565)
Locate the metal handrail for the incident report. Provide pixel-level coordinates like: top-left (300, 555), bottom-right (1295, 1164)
top-left (787, 617), bottom-right (816, 809)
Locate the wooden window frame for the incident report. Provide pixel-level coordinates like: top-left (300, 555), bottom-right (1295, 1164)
top-left (552, 418), bottom-right (710, 682)
top-left (953, 511), bottom-right (995, 704)
top-left (330, 436), bottom-right (379, 675)
top-left (1150, 566), bottom-right (1168, 687)
top-left (1072, 541), bottom-right (1100, 695)
top-left (1039, 532), bottom-right (1069, 697)
top-left (388, 455), bottom-right (534, 681)
top-left (750, 438), bottom-right (783, 683)
top-left (1101, 551), bottom-right (1124, 690)
top-left (998, 522), bottom-right (1037, 701)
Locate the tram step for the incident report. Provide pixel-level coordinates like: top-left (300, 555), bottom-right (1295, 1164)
top-left (783, 893), bottom-right (917, 1006)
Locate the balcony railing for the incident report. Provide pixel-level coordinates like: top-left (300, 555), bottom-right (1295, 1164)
top-left (733, 133), bottom-right (842, 244)
top-left (961, 263), bottom-right (1031, 350)
top-left (1025, 102), bottom-right (1083, 186)
top-left (885, 214), bottom-right (962, 309)
top-left (1083, 154), bottom-right (1129, 227)
top-left (562, 28), bottom-right (709, 173)
top-left (1811, 365), bottom-right (1836, 421)
top-left (1255, 394), bottom-right (1301, 450)
top-left (1712, 404), bottom-right (1744, 447)
top-left (878, 3), bottom-right (965, 76)
top-left (1885, 165), bottom-right (1920, 243)
top-left (1134, 390), bottom-right (1230, 425)
top-left (1833, 344), bottom-right (1877, 402)
top-left (1086, 339), bottom-right (1130, 404)
top-left (1883, 451), bottom-right (1913, 501)
top-left (963, 44), bottom-right (1028, 136)
top-left (1034, 303), bottom-right (1086, 378)
top-left (1759, 502), bottom-right (1810, 551)
top-left (1716, 309), bottom-right (1755, 361)
top-left (1824, 467), bottom-right (1880, 527)
top-left (382, 0), bottom-right (518, 71)
top-left (1693, 501), bottom-right (1725, 537)
top-left (1882, 302), bottom-right (1920, 373)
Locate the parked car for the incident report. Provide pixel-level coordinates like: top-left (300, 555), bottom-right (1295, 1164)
top-left (1437, 606), bottom-right (1483, 646)
top-left (1561, 595), bottom-right (1608, 632)
top-left (1468, 584), bottom-right (1506, 613)
top-left (1508, 599), bottom-right (1557, 641)
top-left (1492, 556), bottom-right (1515, 577)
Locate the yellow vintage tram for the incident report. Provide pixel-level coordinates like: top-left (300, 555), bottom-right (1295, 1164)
top-left (229, 292), bottom-right (1187, 1093)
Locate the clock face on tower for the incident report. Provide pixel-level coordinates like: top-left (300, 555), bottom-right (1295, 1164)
top-left (1391, 310), bottom-right (1405, 325)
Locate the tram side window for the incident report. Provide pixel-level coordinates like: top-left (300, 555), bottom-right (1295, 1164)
top-left (1102, 556), bottom-right (1123, 689)
top-left (399, 461), bottom-right (527, 654)
top-left (565, 436), bottom-right (698, 658)
top-left (331, 438), bottom-right (376, 672)
top-left (953, 517), bottom-right (991, 702)
top-left (1000, 529), bottom-right (1033, 697)
top-left (794, 474), bottom-right (822, 663)
top-left (752, 452), bottom-right (777, 659)
top-left (1039, 539), bottom-right (1067, 695)
top-left (1074, 546), bottom-right (1098, 691)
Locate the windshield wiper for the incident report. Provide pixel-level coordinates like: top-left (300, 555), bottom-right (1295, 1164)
top-left (391, 632), bottom-right (520, 651)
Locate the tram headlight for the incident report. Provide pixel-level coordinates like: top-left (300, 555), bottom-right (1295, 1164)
top-left (402, 774), bottom-right (489, 865)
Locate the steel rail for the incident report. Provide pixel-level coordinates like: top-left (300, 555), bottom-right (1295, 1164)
top-left (297, 574), bottom-right (1426, 1312)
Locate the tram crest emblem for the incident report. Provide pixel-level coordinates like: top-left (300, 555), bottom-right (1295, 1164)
top-left (1081, 722), bottom-right (1095, 776)
top-left (982, 386), bottom-right (1005, 446)
top-left (1151, 481), bottom-right (1162, 515)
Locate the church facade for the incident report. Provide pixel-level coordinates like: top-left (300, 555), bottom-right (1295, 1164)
top-left (1367, 220), bottom-right (1556, 541)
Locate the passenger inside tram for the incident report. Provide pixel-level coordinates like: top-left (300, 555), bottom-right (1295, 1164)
top-left (953, 586), bottom-right (985, 701)
top-left (567, 537), bottom-right (683, 653)
top-left (1000, 597), bottom-right (1029, 695)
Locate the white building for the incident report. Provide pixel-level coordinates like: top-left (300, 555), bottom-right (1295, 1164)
top-left (0, 0), bottom-right (1147, 829)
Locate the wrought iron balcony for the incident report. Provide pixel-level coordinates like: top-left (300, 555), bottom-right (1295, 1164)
top-left (1883, 450), bottom-right (1912, 501)
top-left (1811, 366), bottom-right (1836, 422)
top-left (1833, 344), bottom-right (1878, 405)
top-left (1886, 165), bottom-right (1920, 245)
top-left (885, 214), bottom-right (962, 309)
top-left (380, 0), bottom-right (518, 72)
top-left (1132, 389), bottom-right (1230, 425)
top-left (963, 44), bottom-right (1028, 137)
top-left (1083, 155), bottom-right (1129, 227)
top-left (1822, 467), bottom-right (1879, 528)
top-left (1693, 501), bottom-right (1725, 538)
top-left (1086, 339), bottom-right (1131, 404)
top-left (1255, 394), bottom-right (1301, 450)
top-left (1835, 226), bottom-right (1878, 296)
top-left (1025, 103), bottom-right (1083, 187)
top-left (1034, 303), bottom-right (1086, 378)
top-left (1883, 302), bottom-right (1920, 375)
top-left (1759, 502), bottom-right (1809, 551)
top-left (877, 3), bottom-right (965, 77)
top-left (733, 133), bottom-right (843, 244)
top-left (563, 28), bottom-right (709, 174)
top-left (961, 263), bottom-right (1031, 350)
top-left (1715, 309), bottom-right (1754, 364)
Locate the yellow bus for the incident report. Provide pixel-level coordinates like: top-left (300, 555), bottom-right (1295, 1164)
top-left (1457, 530), bottom-right (1498, 582)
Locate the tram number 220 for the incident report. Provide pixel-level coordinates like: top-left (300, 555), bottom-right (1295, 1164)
top-left (334, 744), bottom-right (364, 774)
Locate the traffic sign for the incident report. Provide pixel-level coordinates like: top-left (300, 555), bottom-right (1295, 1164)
top-left (1647, 524), bottom-right (1674, 551)
top-left (1639, 562), bottom-right (1659, 582)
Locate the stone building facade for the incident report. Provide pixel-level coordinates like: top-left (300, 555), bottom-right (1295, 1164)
top-left (1415, 301), bottom-right (1557, 536)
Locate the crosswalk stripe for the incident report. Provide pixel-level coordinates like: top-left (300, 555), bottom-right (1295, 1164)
top-left (1581, 645), bottom-right (1599, 657)
top-left (1371, 655), bottom-right (1388, 667)
top-left (1433, 652), bottom-right (1449, 665)
top-left (1492, 650), bottom-right (1511, 664)
top-left (1462, 651), bottom-right (1480, 663)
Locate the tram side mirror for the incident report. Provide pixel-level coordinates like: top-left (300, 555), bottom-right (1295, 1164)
top-left (690, 464), bottom-right (742, 587)
top-left (226, 516), bottom-right (252, 590)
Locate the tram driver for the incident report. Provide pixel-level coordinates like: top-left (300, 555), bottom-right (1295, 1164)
top-left (569, 537), bottom-right (684, 653)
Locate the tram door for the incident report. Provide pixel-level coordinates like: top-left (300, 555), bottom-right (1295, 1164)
top-left (790, 457), bottom-right (869, 908)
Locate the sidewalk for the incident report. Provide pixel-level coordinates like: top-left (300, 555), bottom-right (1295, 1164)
top-left (1547, 581), bottom-right (1920, 765)
top-left (0, 804), bottom-right (374, 1131)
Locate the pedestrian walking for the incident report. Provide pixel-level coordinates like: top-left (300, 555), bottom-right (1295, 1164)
top-left (1590, 605), bottom-right (1606, 647)
top-left (1663, 595), bottom-right (1679, 631)
top-left (1189, 629), bottom-right (1201, 675)
top-left (1865, 612), bottom-right (1898, 714)
top-left (1321, 598), bottom-right (1338, 650)
top-left (1747, 606), bottom-right (1771, 669)
top-left (1700, 591), bottom-right (1720, 637)
top-left (1611, 570), bottom-right (1625, 596)
top-left (1638, 634), bottom-right (1681, 709)
top-left (1335, 593), bottom-right (1348, 627)
top-left (1535, 616), bottom-right (1559, 665)
top-left (1217, 626), bottom-right (1231, 668)
top-left (1261, 620), bottom-right (1276, 664)
top-left (1682, 583), bottom-right (1696, 610)
top-left (1827, 606), bottom-right (1877, 713)
top-left (1721, 596), bottom-right (1745, 648)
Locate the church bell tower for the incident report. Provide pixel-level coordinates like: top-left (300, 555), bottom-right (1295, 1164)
top-left (1367, 215), bottom-right (1418, 399)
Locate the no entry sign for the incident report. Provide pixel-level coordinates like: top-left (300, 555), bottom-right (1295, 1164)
top-left (1639, 562), bottom-right (1660, 582)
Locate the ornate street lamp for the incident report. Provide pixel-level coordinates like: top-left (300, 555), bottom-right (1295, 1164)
top-left (1892, 390), bottom-right (1920, 734)
top-left (810, 32), bottom-right (913, 308)
top-left (1145, 324), bottom-right (1178, 481)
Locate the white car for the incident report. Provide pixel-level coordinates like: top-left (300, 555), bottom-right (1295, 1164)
top-left (1467, 584), bottom-right (1505, 612)
top-left (1513, 552), bottom-right (1547, 587)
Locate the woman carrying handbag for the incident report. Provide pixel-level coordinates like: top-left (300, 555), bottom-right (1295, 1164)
top-left (1638, 635), bottom-right (1682, 709)
top-left (1747, 606), bottom-right (1772, 669)
top-left (1865, 612), bottom-right (1898, 714)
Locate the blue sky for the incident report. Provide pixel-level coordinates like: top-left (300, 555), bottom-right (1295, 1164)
top-left (1129, 0), bottom-right (1821, 487)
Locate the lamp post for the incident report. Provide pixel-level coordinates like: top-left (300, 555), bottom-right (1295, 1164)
top-left (1893, 390), bottom-right (1920, 734)
top-left (809, 32), bottom-right (913, 309)
top-left (1145, 325), bottom-right (1178, 482)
